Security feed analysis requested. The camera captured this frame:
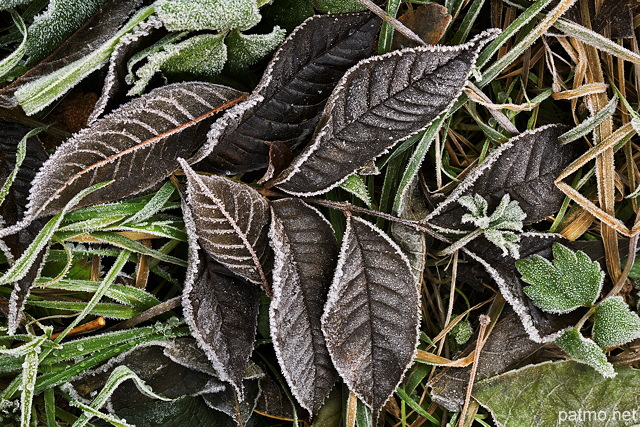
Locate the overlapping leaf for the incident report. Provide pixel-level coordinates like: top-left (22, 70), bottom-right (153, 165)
top-left (425, 124), bottom-right (579, 230)
top-left (274, 29), bottom-right (500, 196)
top-left (22, 82), bottom-right (245, 223)
top-left (182, 243), bottom-right (259, 397)
top-left (0, 123), bottom-right (49, 335)
top-left (179, 159), bottom-right (271, 286)
top-left (269, 198), bottom-right (339, 416)
top-left (0, 0), bottom-right (141, 108)
top-left (196, 12), bottom-right (381, 174)
top-left (321, 216), bottom-right (420, 415)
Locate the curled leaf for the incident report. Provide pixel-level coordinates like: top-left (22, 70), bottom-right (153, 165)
top-left (275, 29), bottom-right (500, 196)
top-left (24, 82), bottom-right (245, 223)
top-left (322, 216), bottom-right (420, 415)
top-left (197, 12), bottom-right (381, 174)
top-left (592, 296), bottom-right (640, 348)
top-left (269, 198), bottom-right (339, 416)
top-left (179, 159), bottom-right (272, 287)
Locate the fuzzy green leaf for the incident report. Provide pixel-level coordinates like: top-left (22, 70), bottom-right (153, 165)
top-left (155, 0), bottom-right (261, 31)
top-left (473, 361), bottom-right (640, 427)
top-left (593, 296), bottom-right (640, 348)
top-left (24, 0), bottom-right (106, 64)
top-left (129, 33), bottom-right (226, 95)
top-left (516, 243), bottom-right (604, 313)
top-left (225, 26), bottom-right (287, 70)
top-left (555, 329), bottom-right (615, 378)
top-left (339, 175), bottom-right (372, 208)
top-left (161, 33), bottom-right (227, 76)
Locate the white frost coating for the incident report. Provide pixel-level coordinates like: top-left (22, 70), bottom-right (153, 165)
top-left (462, 238), bottom-right (569, 344)
top-left (274, 28), bottom-right (502, 196)
top-left (268, 200), bottom-right (337, 416)
top-left (22, 82), bottom-right (240, 224)
top-left (180, 196), bottom-right (256, 399)
top-left (424, 124), bottom-right (566, 223)
top-left (191, 94), bottom-right (263, 164)
top-left (321, 216), bottom-right (421, 414)
top-left (89, 16), bottom-right (164, 124)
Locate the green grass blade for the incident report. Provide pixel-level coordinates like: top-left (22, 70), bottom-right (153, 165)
top-left (0, 10), bottom-right (27, 79)
top-left (377, 0), bottom-right (401, 54)
top-left (123, 180), bottom-right (176, 225)
top-left (89, 232), bottom-right (187, 267)
top-left (558, 96), bottom-right (618, 144)
top-left (20, 349), bottom-right (39, 427)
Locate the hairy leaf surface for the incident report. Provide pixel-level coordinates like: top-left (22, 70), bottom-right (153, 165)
top-left (473, 361), bottom-right (640, 427)
top-left (197, 12), bottom-right (381, 174)
top-left (275, 29), bottom-right (500, 196)
top-left (426, 124), bottom-right (579, 230)
top-left (321, 216), bottom-right (420, 415)
top-left (182, 242), bottom-right (259, 397)
top-left (25, 82), bottom-right (245, 221)
top-left (269, 198), bottom-right (339, 416)
top-left (0, 0), bottom-right (141, 108)
top-left (180, 159), bottom-right (271, 286)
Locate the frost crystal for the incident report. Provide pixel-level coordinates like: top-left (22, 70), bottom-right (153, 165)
top-left (226, 27), bottom-right (287, 71)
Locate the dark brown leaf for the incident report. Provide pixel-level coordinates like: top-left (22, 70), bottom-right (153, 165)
top-left (195, 12), bottom-right (381, 174)
top-left (180, 159), bottom-right (272, 287)
top-left (269, 198), bottom-right (339, 416)
top-left (24, 82), bottom-right (245, 222)
top-left (275, 30), bottom-right (500, 196)
top-left (182, 243), bottom-right (260, 397)
top-left (425, 124), bottom-right (579, 231)
top-left (322, 216), bottom-right (420, 415)
top-left (257, 141), bottom-right (293, 185)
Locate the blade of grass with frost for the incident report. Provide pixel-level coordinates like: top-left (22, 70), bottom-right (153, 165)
top-left (392, 114), bottom-right (446, 215)
top-left (477, 0), bottom-right (577, 88)
top-left (451, 0), bottom-right (486, 44)
top-left (20, 348), bottom-right (39, 427)
top-left (0, 126), bottom-right (47, 207)
top-left (70, 365), bottom-right (170, 427)
top-left (41, 279), bottom-right (160, 308)
top-left (15, 5), bottom-right (155, 115)
top-left (88, 231), bottom-right (187, 266)
top-left (376, 0), bottom-right (401, 54)
top-left (0, 180), bottom-right (113, 286)
top-left (70, 402), bottom-right (133, 427)
top-left (55, 215), bottom-right (126, 234)
top-left (558, 96), bottom-right (618, 144)
top-left (0, 10), bottom-right (27, 80)
top-left (105, 222), bottom-right (188, 241)
top-left (475, 0), bottom-right (552, 70)
top-left (0, 322), bottom-right (190, 399)
top-left (502, 0), bottom-right (640, 65)
top-left (123, 181), bottom-right (175, 225)
top-left (26, 300), bottom-right (138, 319)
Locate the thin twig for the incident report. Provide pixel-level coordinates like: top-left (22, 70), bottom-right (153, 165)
top-left (108, 296), bottom-right (181, 331)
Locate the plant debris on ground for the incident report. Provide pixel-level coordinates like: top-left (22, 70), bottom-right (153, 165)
top-left (1, 0), bottom-right (640, 426)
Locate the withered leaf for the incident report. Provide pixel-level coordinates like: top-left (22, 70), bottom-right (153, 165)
top-left (88, 17), bottom-right (167, 124)
top-left (321, 216), bottom-right (420, 415)
top-left (463, 233), bottom-right (583, 343)
top-left (269, 198), bottom-right (339, 416)
top-left (429, 310), bottom-right (546, 412)
top-left (257, 141), bottom-right (293, 185)
top-left (182, 241), bottom-right (260, 397)
top-left (0, 0), bottom-right (142, 108)
top-left (391, 3), bottom-right (451, 49)
top-left (24, 82), bottom-right (245, 222)
top-left (426, 124), bottom-right (579, 231)
top-left (0, 122), bottom-right (49, 334)
top-left (275, 29), bottom-right (500, 196)
top-left (196, 12), bottom-right (381, 174)
top-left (180, 159), bottom-right (272, 286)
